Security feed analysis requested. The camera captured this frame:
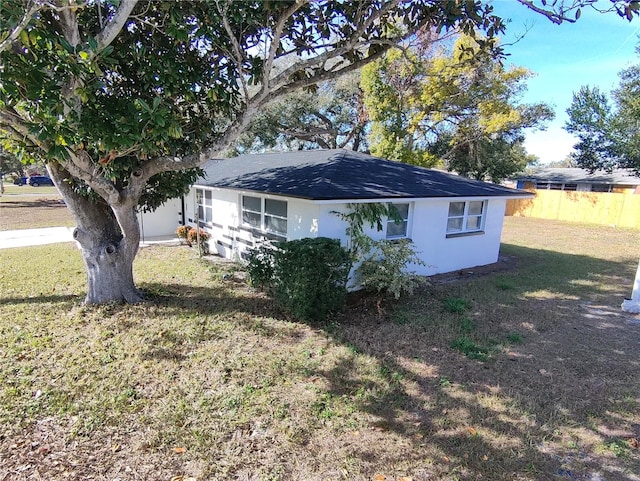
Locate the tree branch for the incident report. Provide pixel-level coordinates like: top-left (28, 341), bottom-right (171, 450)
top-left (0, 0), bottom-right (41, 53)
top-left (95, 0), bottom-right (138, 50)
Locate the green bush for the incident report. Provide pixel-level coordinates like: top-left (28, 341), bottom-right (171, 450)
top-left (355, 238), bottom-right (424, 299)
top-left (272, 237), bottom-right (351, 322)
top-left (245, 243), bottom-right (276, 290)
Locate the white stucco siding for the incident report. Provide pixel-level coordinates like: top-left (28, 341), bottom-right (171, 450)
top-left (287, 200), bottom-right (321, 240)
top-left (138, 197), bottom-right (183, 239)
top-left (409, 198), bottom-right (507, 275)
top-left (184, 186), bottom-right (509, 276)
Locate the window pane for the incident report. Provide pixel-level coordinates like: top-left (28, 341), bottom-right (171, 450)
top-left (466, 215), bottom-right (482, 231)
top-left (205, 207), bottom-right (212, 223)
top-left (447, 218), bottom-right (463, 232)
top-left (265, 199), bottom-right (287, 218)
top-left (243, 211), bottom-right (261, 228)
top-left (204, 190), bottom-right (212, 205)
top-left (387, 221), bottom-right (407, 238)
top-left (265, 216), bottom-right (287, 235)
top-left (391, 203), bottom-right (409, 220)
top-left (448, 202), bottom-right (465, 217)
top-left (242, 195), bottom-right (261, 212)
top-left (198, 205), bottom-right (204, 220)
top-left (468, 201), bottom-right (484, 216)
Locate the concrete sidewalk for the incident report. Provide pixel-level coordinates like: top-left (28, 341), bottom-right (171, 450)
top-left (0, 227), bottom-right (179, 249)
top-left (0, 226), bottom-right (75, 249)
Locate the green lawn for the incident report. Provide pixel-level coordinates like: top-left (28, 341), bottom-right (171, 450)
top-left (1, 217), bottom-right (639, 480)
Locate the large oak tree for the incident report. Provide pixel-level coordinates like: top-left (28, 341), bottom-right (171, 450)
top-left (0, 0), bottom-right (637, 304)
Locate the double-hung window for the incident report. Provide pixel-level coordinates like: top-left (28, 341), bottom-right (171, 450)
top-left (447, 200), bottom-right (486, 236)
top-left (241, 195), bottom-right (288, 237)
top-left (196, 188), bottom-right (213, 224)
top-left (386, 203), bottom-right (410, 239)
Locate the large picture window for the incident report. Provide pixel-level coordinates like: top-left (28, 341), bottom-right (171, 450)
top-left (447, 200), bottom-right (486, 235)
top-left (241, 195), bottom-right (288, 237)
top-left (196, 188), bottom-right (213, 224)
top-left (386, 203), bottom-right (410, 239)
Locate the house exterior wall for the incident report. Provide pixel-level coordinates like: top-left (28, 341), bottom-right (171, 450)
top-left (409, 198), bottom-right (506, 275)
top-left (183, 186), bottom-right (509, 277)
top-left (184, 187), bottom-right (327, 259)
top-left (138, 197), bottom-right (183, 239)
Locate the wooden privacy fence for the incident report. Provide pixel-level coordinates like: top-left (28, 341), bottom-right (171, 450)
top-left (506, 190), bottom-right (640, 229)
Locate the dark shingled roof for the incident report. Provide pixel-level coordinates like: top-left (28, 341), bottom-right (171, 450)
top-left (197, 149), bottom-right (531, 200)
top-left (517, 167), bottom-right (640, 185)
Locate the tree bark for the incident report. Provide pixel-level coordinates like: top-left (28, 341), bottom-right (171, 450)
top-left (48, 163), bottom-right (144, 304)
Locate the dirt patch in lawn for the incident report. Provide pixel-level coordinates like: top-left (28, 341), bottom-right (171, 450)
top-left (0, 195), bottom-right (74, 230)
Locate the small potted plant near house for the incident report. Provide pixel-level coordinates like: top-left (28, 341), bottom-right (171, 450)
top-left (187, 227), bottom-right (210, 256)
top-left (176, 225), bottom-right (193, 245)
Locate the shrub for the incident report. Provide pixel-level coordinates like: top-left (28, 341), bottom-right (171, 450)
top-left (272, 237), bottom-right (351, 322)
top-left (355, 238), bottom-right (425, 299)
top-left (245, 243), bottom-right (276, 290)
top-left (176, 225), bottom-right (192, 244)
top-left (186, 228), bottom-right (210, 254)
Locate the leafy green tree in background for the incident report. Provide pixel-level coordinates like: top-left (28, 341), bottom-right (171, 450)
top-left (0, 0), bottom-right (509, 304)
top-left (565, 55), bottom-right (640, 174)
top-left (0, 147), bottom-right (24, 177)
top-left (232, 72), bottom-right (369, 154)
top-left (361, 34), bottom-right (553, 182)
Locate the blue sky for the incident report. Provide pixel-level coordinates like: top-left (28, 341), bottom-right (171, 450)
top-left (490, 0), bottom-right (640, 164)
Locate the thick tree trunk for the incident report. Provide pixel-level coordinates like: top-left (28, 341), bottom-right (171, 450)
top-left (48, 163), bottom-right (144, 304)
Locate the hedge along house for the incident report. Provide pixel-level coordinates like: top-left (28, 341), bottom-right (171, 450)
top-left (179, 149), bottom-right (532, 276)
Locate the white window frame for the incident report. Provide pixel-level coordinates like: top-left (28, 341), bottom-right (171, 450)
top-left (446, 200), bottom-right (487, 236)
top-left (241, 195), bottom-right (288, 238)
top-left (386, 203), bottom-right (411, 239)
top-left (195, 187), bottom-right (213, 225)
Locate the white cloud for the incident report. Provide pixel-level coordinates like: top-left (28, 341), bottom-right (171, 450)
top-left (524, 127), bottom-right (576, 164)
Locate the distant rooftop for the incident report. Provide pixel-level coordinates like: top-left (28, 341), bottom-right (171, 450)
top-left (517, 167), bottom-right (640, 185)
top-left (197, 149), bottom-right (530, 200)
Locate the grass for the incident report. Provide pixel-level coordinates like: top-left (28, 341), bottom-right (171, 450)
top-left (0, 185), bottom-right (74, 229)
top-left (1, 216), bottom-right (640, 480)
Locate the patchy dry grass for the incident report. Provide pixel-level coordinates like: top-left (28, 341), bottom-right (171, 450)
top-left (0, 187), bottom-right (74, 230)
top-left (1, 217), bottom-right (639, 480)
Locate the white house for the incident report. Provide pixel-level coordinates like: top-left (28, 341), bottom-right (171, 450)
top-left (169, 149), bottom-right (531, 276)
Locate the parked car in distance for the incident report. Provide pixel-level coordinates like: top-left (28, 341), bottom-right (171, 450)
top-left (13, 176), bottom-right (28, 185)
top-left (27, 176), bottom-right (54, 187)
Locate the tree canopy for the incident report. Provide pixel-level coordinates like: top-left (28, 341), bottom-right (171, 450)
top-left (565, 54), bottom-right (640, 173)
top-left (231, 72), bottom-right (369, 154)
top-left (361, 34), bottom-right (553, 181)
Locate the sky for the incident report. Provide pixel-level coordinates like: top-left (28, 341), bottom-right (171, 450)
top-left (489, 0), bottom-right (640, 164)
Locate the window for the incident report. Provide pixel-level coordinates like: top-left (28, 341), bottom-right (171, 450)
top-left (591, 183), bottom-right (612, 193)
top-left (386, 203), bottom-right (410, 239)
top-left (196, 188), bottom-right (213, 224)
top-left (447, 200), bottom-right (486, 235)
top-left (241, 195), bottom-right (288, 237)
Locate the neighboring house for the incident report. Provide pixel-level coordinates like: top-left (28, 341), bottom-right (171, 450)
top-left (516, 168), bottom-right (640, 193)
top-left (509, 167), bottom-right (640, 229)
top-left (175, 149), bottom-right (531, 276)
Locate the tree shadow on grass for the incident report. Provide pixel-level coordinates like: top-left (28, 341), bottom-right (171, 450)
top-left (132, 245), bottom-right (640, 480)
top-left (316, 245), bottom-right (640, 480)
